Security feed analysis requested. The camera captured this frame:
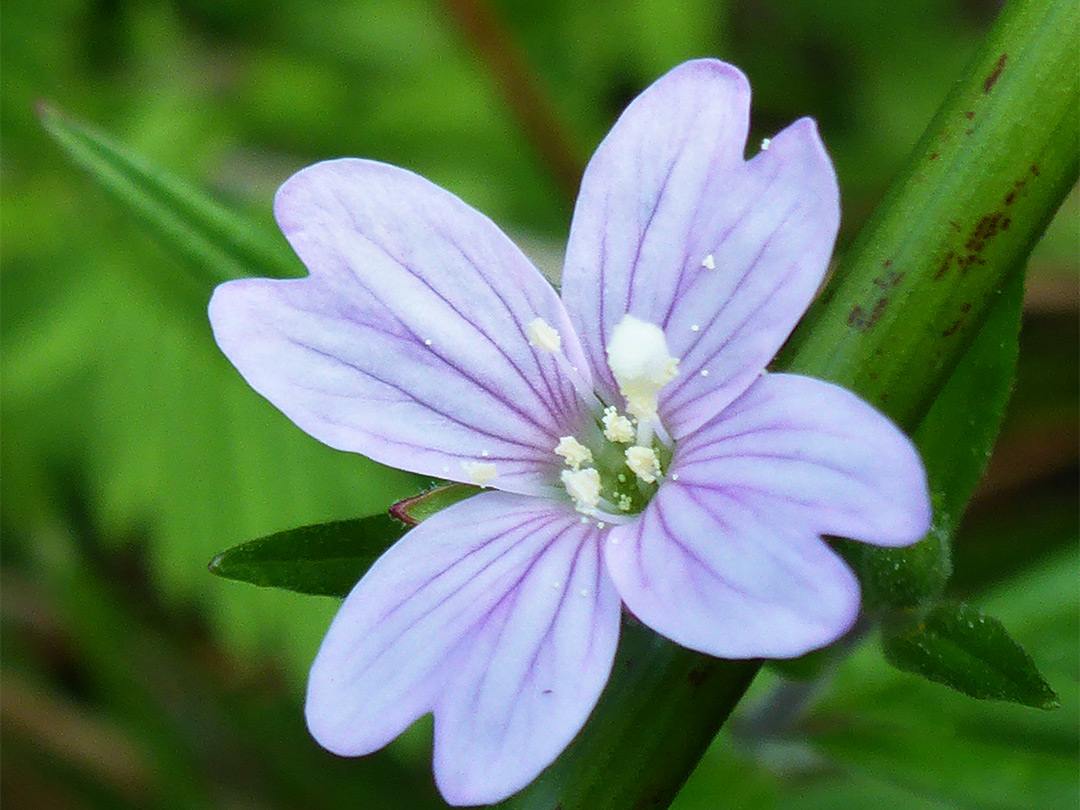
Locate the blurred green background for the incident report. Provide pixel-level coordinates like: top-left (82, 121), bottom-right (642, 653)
top-left (2, 0), bottom-right (1077, 807)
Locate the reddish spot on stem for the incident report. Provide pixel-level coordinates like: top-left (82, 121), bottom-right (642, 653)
top-left (964, 110), bottom-right (975, 120)
top-left (942, 319), bottom-right (963, 338)
top-left (984, 53), bottom-right (1007, 93)
top-left (965, 213), bottom-right (1004, 256)
top-left (873, 269), bottom-right (905, 290)
top-left (847, 297), bottom-right (888, 331)
top-left (949, 212), bottom-right (1006, 275)
top-left (934, 250), bottom-right (954, 281)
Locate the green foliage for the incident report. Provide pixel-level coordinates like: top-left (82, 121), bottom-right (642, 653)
top-left (209, 514), bottom-right (410, 598)
top-left (205, 483), bottom-right (484, 599)
top-left (882, 602), bottom-right (1059, 709)
top-left (38, 103), bottom-right (301, 289)
top-left (674, 548), bottom-right (1079, 810)
top-left (844, 268), bottom-right (1027, 615)
top-left (810, 548), bottom-right (1079, 810)
top-left (775, 0), bottom-right (1076, 709)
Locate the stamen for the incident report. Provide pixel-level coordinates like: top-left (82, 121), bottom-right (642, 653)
top-left (528, 315), bottom-right (604, 419)
top-left (562, 468), bottom-right (602, 514)
top-left (554, 436), bottom-right (593, 470)
top-left (461, 461), bottom-right (497, 487)
top-left (636, 418), bottom-right (655, 448)
top-left (602, 406), bottom-right (634, 443)
top-left (625, 446), bottom-right (661, 484)
top-left (526, 318), bottom-right (562, 354)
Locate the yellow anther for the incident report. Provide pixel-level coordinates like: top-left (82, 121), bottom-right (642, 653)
top-left (526, 317), bottom-right (562, 354)
top-left (602, 406), bottom-right (635, 443)
top-left (461, 461), bottom-right (498, 487)
top-left (625, 446), bottom-right (661, 484)
top-left (561, 468), bottom-right (602, 513)
top-left (554, 436), bottom-right (593, 470)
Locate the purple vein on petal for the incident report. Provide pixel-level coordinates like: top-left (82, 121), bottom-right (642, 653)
top-left (456, 537), bottom-right (585, 753)
top-left (426, 219), bottom-right (583, 424)
top-left (342, 510), bottom-right (568, 677)
top-left (285, 334), bottom-right (548, 457)
top-left (319, 193), bottom-right (573, 430)
top-left (656, 161), bottom-right (786, 331)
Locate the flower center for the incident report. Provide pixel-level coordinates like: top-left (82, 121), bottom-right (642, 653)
top-left (530, 314), bottom-right (679, 518)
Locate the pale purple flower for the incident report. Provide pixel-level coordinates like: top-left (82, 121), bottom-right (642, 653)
top-left (209, 60), bottom-right (930, 805)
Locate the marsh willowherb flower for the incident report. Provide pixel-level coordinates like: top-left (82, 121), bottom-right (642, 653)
top-left (209, 60), bottom-right (930, 805)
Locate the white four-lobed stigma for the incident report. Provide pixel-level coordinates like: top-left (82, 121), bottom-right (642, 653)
top-left (605, 315), bottom-right (679, 422)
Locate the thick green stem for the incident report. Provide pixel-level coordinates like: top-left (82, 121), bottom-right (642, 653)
top-left (779, 0), bottom-right (1079, 426)
top-left (504, 1), bottom-right (1078, 807)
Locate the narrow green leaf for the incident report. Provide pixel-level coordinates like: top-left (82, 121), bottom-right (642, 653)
top-left (882, 602), bottom-right (1059, 709)
top-left (208, 514), bottom-right (407, 598)
top-left (209, 484), bottom-right (482, 598)
top-left (37, 103), bottom-right (300, 288)
top-left (390, 482), bottom-right (481, 525)
top-left (914, 271), bottom-right (1026, 537)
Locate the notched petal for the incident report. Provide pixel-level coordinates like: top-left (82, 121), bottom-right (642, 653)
top-left (660, 118), bottom-right (842, 437)
top-left (561, 59), bottom-right (752, 406)
top-left (304, 492), bottom-right (620, 806)
top-left (210, 159), bottom-right (593, 496)
top-left (560, 58), bottom-right (841, 436)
